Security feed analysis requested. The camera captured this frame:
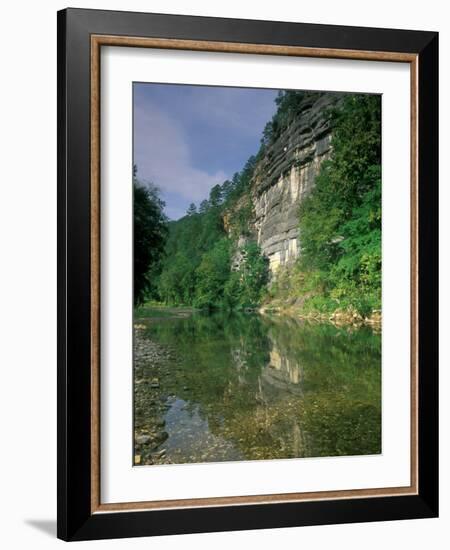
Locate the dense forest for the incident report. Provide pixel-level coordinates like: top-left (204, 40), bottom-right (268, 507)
top-left (134, 91), bottom-right (381, 318)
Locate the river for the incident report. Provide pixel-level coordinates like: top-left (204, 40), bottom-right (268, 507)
top-left (133, 308), bottom-right (381, 466)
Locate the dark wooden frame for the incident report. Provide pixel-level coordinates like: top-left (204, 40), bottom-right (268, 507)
top-left (57, 7), bottom-right (438, 541)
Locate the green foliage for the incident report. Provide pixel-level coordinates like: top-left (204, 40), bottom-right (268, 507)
top-left (297, 94), bottom-right (382, 316)
top-left (194, 238), bottom-right (231, 309)
top-left (230, 156), bottom-right (257, 202)
top-left (154, 151), bottom-right (265, 309)
top-left (224, 243), bottom-right (269, 308)
top-left (186, 203), bottom-right (197, 216)
top-left (227, 197), bottom-right (254, 239)
top-left (133, 177), bottom-right (167, 306)
top-left (156, 207), bottom-right (269, 309)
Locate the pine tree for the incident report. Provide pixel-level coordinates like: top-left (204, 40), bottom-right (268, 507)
top-left (186, 203), bottom-right (197, 216)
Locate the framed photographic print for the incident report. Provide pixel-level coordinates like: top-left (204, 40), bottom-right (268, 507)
top-left (57, 8), bottom-right (438, 541)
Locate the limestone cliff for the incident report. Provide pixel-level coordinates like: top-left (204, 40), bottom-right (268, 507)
top-left (228, 92), bottom-right (342, 275)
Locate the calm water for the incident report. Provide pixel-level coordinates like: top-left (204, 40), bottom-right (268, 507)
top-left (135, 310), bottom-right (381, 464)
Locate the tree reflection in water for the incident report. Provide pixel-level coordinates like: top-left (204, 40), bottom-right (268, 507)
top-left (136, 310), bottom-right (381, 464)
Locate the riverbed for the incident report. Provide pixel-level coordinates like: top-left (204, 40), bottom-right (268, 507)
top-left (133, 308), bottom-right (381, 466)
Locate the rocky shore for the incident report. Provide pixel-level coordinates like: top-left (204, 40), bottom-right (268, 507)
top-left (133, 324), bottom-right (176, 466)
top-left (259, 304), bottom-right (381, 330)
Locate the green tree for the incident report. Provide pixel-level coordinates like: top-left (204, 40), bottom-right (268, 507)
top-left (209, 184), bottom-right (223, 207)
top-left (194, 238), bottom-right (231, 309)
top-left (224, 243), bottom-right (269, 307)
top-left (133, 179), bottom-right (167, 305)
top-left (298, 94), bottom-right (382, 315)
top-left (186, 203), bottom-right (197, 216)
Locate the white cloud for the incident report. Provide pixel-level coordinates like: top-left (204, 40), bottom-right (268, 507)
top-left (133, 102), bottom-right (228, 203)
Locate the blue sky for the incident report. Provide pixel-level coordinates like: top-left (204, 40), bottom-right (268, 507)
top-left (133, 83), bottom-right (278, 220)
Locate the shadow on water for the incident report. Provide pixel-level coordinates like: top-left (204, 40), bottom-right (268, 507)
top-left (134, 309), bottom-right (381, 465)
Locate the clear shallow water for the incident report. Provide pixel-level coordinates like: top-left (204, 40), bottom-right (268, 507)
top-left (136, 310), bottom-right (381, 464)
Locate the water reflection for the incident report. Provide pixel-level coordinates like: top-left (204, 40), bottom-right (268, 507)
top-left (134, 310), bottom-right (381, 464)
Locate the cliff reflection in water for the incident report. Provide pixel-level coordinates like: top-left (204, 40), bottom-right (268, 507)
top-left (135, 310), bottom-right (381, 465)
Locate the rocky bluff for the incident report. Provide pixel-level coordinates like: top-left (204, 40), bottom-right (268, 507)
top-left (226, 92), bottom-right (342, 275)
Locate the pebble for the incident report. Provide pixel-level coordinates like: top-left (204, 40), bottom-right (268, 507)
top-left (151, 449), bottom-right (166, 458)
top-left (136, 435), bottom-right (151, 445)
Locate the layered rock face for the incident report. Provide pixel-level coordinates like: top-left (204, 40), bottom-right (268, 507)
top-left (247, 92), bottom-right (341, 275)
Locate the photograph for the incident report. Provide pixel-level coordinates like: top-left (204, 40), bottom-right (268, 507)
top-left (132, 83), bottom-right (382, 467)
